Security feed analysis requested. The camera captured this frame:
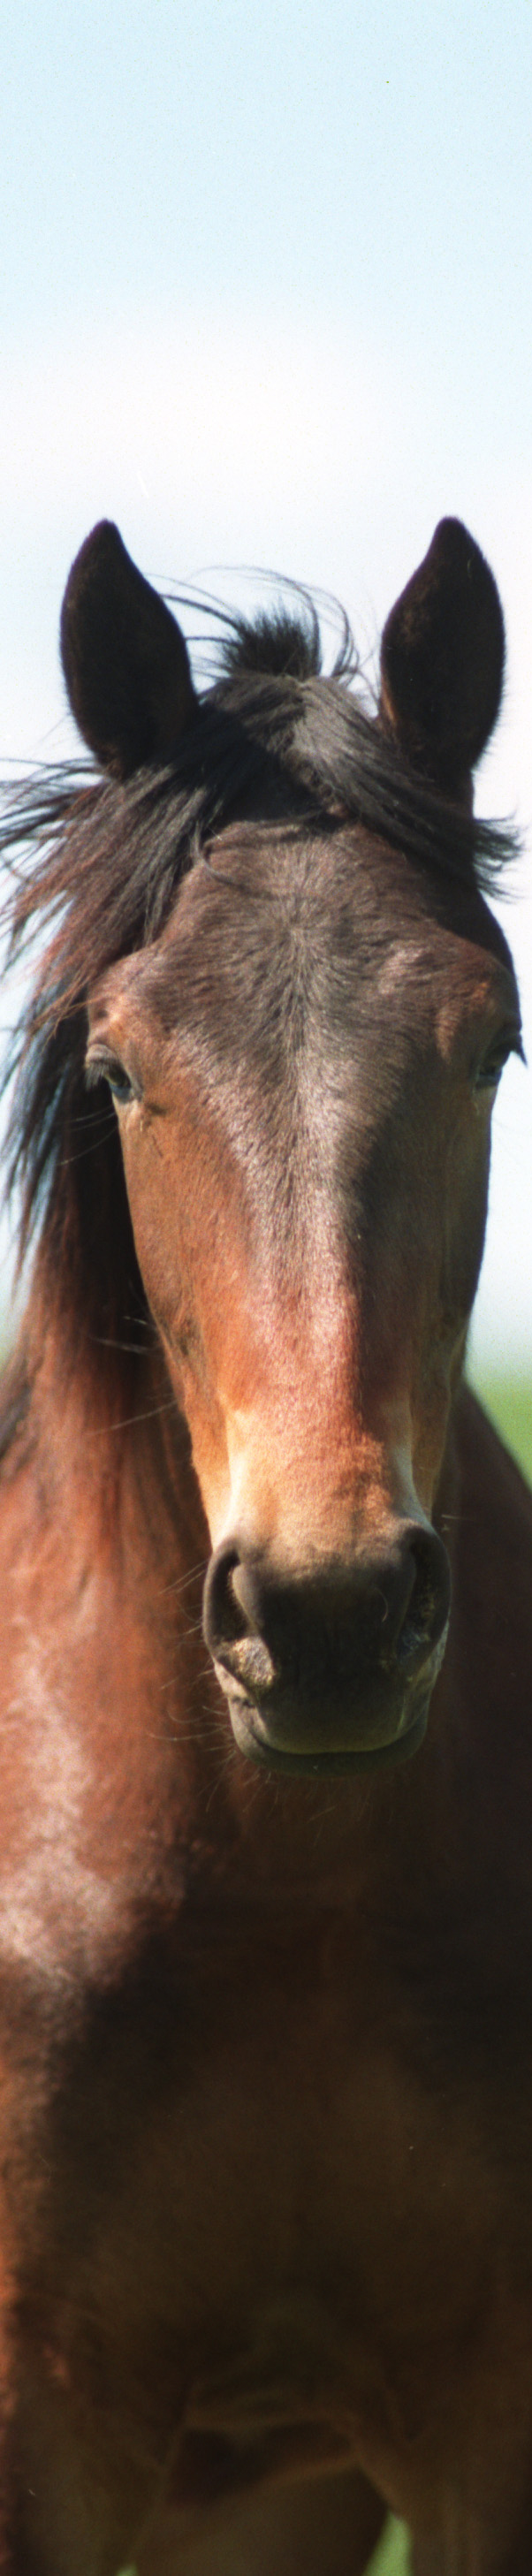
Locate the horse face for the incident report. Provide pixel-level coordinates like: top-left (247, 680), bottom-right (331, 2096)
top-left (87, 825), bottom-right (520, 1775)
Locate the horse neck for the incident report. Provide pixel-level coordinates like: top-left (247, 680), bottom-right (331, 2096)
top-left (19, 1303), bottom-right (208, 1594)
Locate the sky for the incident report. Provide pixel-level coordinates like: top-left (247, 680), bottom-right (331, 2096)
top-left (1, 0), bottom-right (532, 1366)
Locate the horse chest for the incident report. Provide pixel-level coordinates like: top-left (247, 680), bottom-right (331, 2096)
top-left (29, 1911), bottom-right (528, 2479)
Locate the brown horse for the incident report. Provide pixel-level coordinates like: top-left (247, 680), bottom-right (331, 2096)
top-left (0, 513), bottom-right (530, 2576)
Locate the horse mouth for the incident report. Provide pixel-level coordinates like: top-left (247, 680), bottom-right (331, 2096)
top-left (215, 1665), bottom-right (439, 1777)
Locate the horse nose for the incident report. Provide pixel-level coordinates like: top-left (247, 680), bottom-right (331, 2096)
top-left (203, 1543), bottom-right (277, 1696)
top-left (386, 1522), bottom-right (451, 1675)
top-left (202, 1524), bottom-right (450, 1702)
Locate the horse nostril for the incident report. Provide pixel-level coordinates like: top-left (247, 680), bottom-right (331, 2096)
top-left (202, 1542), bottom-right (246, 1661)
top-left (393, 1526), bottom-right (451, 1676)
top-left (203, 1544), bottom-right (277, 1696)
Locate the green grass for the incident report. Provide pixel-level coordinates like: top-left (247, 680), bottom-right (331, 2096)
top-left (116, 2537), bottom-right (406, 2576)
top-left (122, 2518), bottom-right (413, 2576)
top-left (369, 2518), bottom-right (410, 2574)
top-left (117, 2526), bottom-right (412, 2576)
top-left (467, 1369), bottom-right (532, 1489)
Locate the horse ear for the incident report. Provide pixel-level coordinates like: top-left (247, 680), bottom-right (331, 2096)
top-left (60, 521), bottom-right (197, 779)
top-left (380, 519), bottom-right (505, 797)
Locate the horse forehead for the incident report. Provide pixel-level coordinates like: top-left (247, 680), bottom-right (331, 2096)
top-left (150, 826), bottom-right (508, 999)
top-left (143, 917), bottom-right (497, 1092)
top-left (111, 826), bottom-right (515, 1092)
top-left (147, 829), bottom-right (402, 984)
top-left (136, 867), bottom-right (431, 1059)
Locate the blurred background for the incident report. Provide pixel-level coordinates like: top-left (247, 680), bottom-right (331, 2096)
top-left (1, 0), bottom-right (531, 1506)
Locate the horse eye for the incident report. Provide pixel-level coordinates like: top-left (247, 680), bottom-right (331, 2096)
top-left (475, 1028), bottom-right (523, 1092)
top-left (86, 1052), bottom-right (137, 1106)
top-left (105, 1060), bottom-right (136, 1106)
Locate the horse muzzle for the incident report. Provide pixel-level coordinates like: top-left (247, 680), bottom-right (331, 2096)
top-left (202, 1524), bottom-right (451, 1774)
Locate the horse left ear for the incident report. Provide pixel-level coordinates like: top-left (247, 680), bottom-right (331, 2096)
top-left (60, 521), bottom-right (197, 779)
top-left (380, 518), bottom-right (505, 798)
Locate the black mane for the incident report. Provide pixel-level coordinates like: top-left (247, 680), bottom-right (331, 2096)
top-left (0, 588), bottom-right (519, 1446)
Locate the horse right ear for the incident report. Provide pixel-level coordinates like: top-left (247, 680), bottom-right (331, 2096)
top-left (60, 521), bottom-right (197, 779)
top-left (379, 518), bottom-right (505, 799)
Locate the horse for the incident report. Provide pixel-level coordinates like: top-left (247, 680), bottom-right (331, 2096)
top-left (0, 511), bottom-right (530, 2576)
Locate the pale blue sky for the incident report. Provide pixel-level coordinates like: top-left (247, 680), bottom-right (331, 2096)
top-left (1, 0), bottom-right (532, 1357)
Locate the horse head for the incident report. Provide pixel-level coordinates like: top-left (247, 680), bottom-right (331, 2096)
top-left (57, 518), bottom-right (521, 1775)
